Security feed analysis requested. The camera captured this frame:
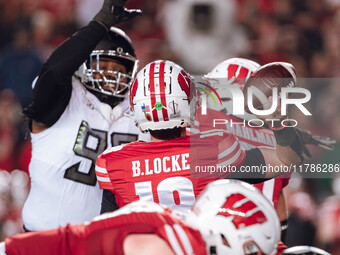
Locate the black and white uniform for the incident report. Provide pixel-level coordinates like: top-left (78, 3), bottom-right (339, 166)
top-left (22, 21), bottom-right (148, 231)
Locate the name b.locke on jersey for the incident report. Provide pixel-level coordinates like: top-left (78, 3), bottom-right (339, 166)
top-left (132, 153), bottom-right (190, 177)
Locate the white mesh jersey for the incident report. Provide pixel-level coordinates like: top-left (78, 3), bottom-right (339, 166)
top-left (22, 78), bottom-right (149, 231)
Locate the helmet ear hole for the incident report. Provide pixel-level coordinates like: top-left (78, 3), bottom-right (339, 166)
top-left (209, 246), bottom-right (217, 255)
top-left (220, 234), bottom-right (230, 247)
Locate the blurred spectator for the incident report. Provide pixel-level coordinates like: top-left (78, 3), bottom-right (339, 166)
top-left (285, 174), bottom-right (317, 247)
top-left (0, 26), bottom-right (42, 108)
top-left (74, 0), bottom-right (102, 27)
top-left (0, 170), bottom-right (29, 240)
top-left (17, 140), bottom-right (31, 176)
top-left (317, 174), bottom-right (340, 254)
top-left (30, 9), bottom-right (55, 60)
top-left (0, 90), bottom-right (21, 172)
top-left (162, 0), bottom-right (249, 73)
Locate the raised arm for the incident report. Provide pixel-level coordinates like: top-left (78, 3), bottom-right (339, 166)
top-left (23, 22), bottom-right (107, 131)
top-left (23, 0), bottom-right (141, 132)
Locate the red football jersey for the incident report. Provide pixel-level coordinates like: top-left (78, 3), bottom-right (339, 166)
top-left (196, 108), bottom-right (276, 149)
top-left (96, 133), bottom-right (246, 210)
top-left (195, 108), bottom-right (290, 208)
top-left (254, 177), bottom-right (290, 208)
top-left (5, 202), bottom-right (207, 255)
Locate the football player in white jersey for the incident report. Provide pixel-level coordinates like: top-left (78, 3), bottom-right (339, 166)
top-left (21, 0), bottom-right (148, 231)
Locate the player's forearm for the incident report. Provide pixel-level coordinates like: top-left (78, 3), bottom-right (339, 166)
top-left (276, 145), bottom-right (302, 166)
top-left (260, 147), bottom-right (301, 178)
top-left (273, 126), bottom-right (303, 166)
top-left (261, 127), bottom-right (303, 178)
top-left (227, 148), bottom-right (268, 184)
top-left (38, 21), bottom-right (106, 82)
top-left (23, 21), bottom-right (107, 126)
top-left (261, 146), bottom-right (301, 166)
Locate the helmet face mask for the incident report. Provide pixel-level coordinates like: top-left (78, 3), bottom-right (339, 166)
top-left (85, 53), bottom-right (134, 98)
top-left (76, 27), bottom-right (138, 107)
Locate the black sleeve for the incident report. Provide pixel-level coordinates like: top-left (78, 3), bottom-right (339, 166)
top-left (226, 148), bottom-right (268, 184)
top-left (100, 190), bottom-right (119, 214)
top-left (23, 21), bottom-right (107, 127)
top-left (280, 219), bottom-right (288, 243)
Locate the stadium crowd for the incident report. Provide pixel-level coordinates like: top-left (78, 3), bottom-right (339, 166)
top-left (0, 0), bottom-right (339, 253)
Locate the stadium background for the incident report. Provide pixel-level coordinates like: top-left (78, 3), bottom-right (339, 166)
top-left (0, 0), bottom-right (339, 253)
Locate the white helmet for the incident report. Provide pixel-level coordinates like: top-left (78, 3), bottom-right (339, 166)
top-left (205, 58), bottom-right (260, 90)
top-left (193, 180), bottom-right (280, 255)
top-left (203, 58), bottom-right (260, 115)
top-left (130, 60), bottom-right (196, 131)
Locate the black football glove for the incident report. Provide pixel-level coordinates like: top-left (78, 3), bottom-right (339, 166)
top-left (93, 0), bottom-right (142, 30)
top-left (297, 128), bottom-right (336, 158)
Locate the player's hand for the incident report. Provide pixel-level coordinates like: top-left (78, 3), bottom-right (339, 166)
top-left (93, 0), bottom-right (142, 30)
top-left (297, 128), bottom-right (335, 158)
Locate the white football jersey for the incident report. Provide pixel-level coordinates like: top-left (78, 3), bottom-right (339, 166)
top-left (22, 78), bottom-right (149, 231)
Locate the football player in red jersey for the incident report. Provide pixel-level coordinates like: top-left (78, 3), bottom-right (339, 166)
top-left (0, 180), bottom-right (283, 255)
top-left (201, 57), bottom-right (335, 242)
top-left (1, 201), bottom-right (205, 255)
top-left (201, 58), bottom-right (291, 241)
top-left (95, 59), bottom-right (304, 214)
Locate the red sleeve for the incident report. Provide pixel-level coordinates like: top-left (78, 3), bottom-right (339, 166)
top-left (217, 133), bottom-right (246, 168)
top-left (95, 153), bottom-right (114, 191)
top-left (6, 202), bottom-right (206, 255)
top-left (193, 131), bottom-right (245, 168)
top-left (5, 225), bottom-right (86, 255)
top-left (254, 176), bottom-right (290, 208)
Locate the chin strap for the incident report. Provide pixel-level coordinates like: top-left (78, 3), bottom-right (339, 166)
top-left (109, 98), bottom-right (129, 122)
top-left (89, 88), bottom-right (125, 108)
top-left (98, 98), bottom-right (129, 123)
top-left (83, 84), bottom-right (129, 123)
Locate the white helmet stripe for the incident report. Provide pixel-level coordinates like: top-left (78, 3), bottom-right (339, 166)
top-left (159, 61), bottom-right (169, 121)
top-left (149, 62), bottom-right (159, 122)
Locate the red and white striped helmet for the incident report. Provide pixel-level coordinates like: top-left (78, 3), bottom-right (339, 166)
top-left (130, 60), bottom-right (196, 131)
